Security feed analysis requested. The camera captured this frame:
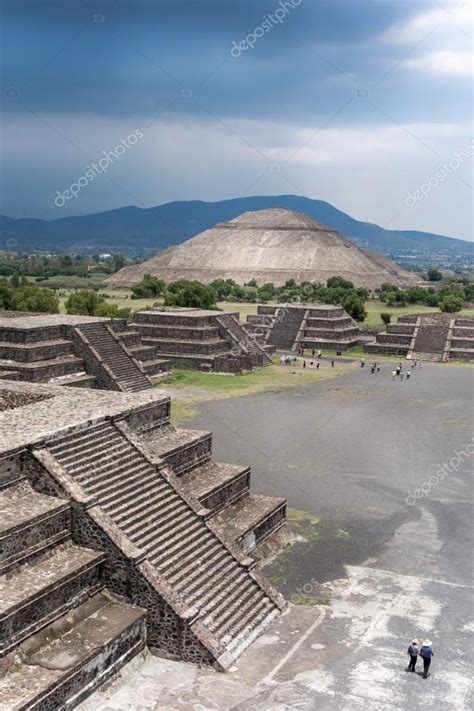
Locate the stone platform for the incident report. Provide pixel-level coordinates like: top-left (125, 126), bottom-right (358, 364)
top-left (245, 303), bottom-right (360, 352)
top-left (0, 379), bottom-right (287, 707)
top-left (364, 313), bottom-right (474, 361)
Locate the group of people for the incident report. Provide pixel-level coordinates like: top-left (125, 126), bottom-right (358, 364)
top-left (279, 354), bottom-right (298, 366)
top-left (298, 347), bottom-right (322, 358)
top-left (391, 360), bottom-right (423, 381)
top-left (406, 639), bottom-right (434, 679)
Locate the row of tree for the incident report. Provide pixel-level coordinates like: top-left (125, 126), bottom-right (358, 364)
top-left (0, 253), bottom-right (129, 278)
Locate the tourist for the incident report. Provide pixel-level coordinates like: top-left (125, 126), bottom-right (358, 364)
top-left (396, 364), bottom-right (401, 376)
top-left (361, 358), bottom-right (365, 368)
top-left (406, 370), bottom-right (411, 380)
top-left (316, 361), bottom-right (320, 369)
top-left (376, 363), bottom-right (380, 372)
top-left (331, 359), bottom-right (335, 368)
top-left (310, 360), bottom-right (315, 369)
top-left (303, 359), bottom-right (306, 368)
top-left (391, 370), bottom-right (396, 381)
top-left (371, 364), bottom-right (375, 374)
top-left (317, 350), bottom-right (321, 359)
top-left (420, 360), bottom-right (424, 369)
top-left (406, 638), bottom-right (419, 673)
top-left (400, 370), bottom-right (405, 381)
top-left (312, 349), bottom-right (315, 357)
top-left (419, 640), bottom-right (434, 679)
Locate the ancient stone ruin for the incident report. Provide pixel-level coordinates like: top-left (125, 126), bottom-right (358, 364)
top-left (245, 303), bottom-right (360, 353)
top-left (0, 310), bottom-right (271, 381)
top-left (0, 380), bottom-right (287, 708)
top-left (364, 313), bottom-right (474, 361)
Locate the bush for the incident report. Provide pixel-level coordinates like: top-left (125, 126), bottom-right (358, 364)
top-left (164, 281), bottom-right (216, 309)
top-left (11, 285), bottom-right (59, 313)
top-left (439, 295), bottom-right (463, 313)
top-left (342, 293), bottom-right (367, 322)
top-left (427, 268), bottom-right (443, 281)
top-left (380, 312), bottom-right (392, 326)
top-left (131, 274), bottom-right (165, 299)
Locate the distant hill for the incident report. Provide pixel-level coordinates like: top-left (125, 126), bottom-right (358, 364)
top-left (0, 195), bottom-right (471, 258)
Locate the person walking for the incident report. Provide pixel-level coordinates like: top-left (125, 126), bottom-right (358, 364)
top-left (400, 370), bottom-right (405, 381)
top-left (376, 362), bottom-right (381, 372)
top-left (391, 369), bottom-right (396, 381)
top-left (419, 640), bottom-right (434, 678)
top-left (317, 350), bottom-right (321, 359)
top-left (420, 360), bottom-right (423, 370)
top-left (406, 370), bottom-right (411, 380)
top-left (303, 359), bottom-right (306, 368)
top-left (406, 639), bottom-right (419, 672)
top-left (331, 359), bottom-right (335, 368)
top-left (361, 358), bottom-right (365, 368)
top-left (316, 361), bottom-right (320, 370)
top-left (312, 349), bottom-right (315, 357)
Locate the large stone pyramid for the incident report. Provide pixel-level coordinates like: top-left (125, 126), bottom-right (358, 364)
top-left (107, 208), bottom-right (420, 289)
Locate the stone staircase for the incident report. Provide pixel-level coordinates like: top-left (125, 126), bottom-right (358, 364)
top-left (448, 318), bottom-right (474, 361)
top-left (408, 316), bottom-right (452, 362)
top-left (0, 479), bottom-right (146, 710)
top-left (215, 313), bottom-right (272, 365)
top-left (267, 308), bottom-right (304, 350)
top-left (40, 420), bottom-right (282, 667)
top-left (75, 322), bottom-right (152, 392)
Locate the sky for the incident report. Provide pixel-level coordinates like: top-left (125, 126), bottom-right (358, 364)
top-left (0, 0), bottom-right (472, 240)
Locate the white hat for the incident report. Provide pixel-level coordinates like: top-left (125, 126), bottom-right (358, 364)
top-left (423, 639), bottom-right (432, 646)
top-left (412, 639), bottom-right (419, 645)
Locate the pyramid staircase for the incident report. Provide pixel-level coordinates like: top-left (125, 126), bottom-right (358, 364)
top-left (35, 419), bottom-right (283, 668)
top-left (75, 322), bottom-right (152, 392)
top-left (215, 313), bottom-right (272, 365)
top-left (0, 478), bottom-right (146, 710)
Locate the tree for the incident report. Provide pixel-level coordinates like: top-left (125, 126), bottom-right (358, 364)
top-left (65, 290), bottom-right (103, 315)
top-left (427, 268), bottom-right (443, 282)
top-left (439, 294), bottom-right (463, 313)
top-left (11, 285), bottom-right (59, 313)
top-left (342, 293), bottom-right (367, 322)
top-left (327, 276), bottom-right (353, 290)
top-left (0, 279), bottom-right (13, 309)
top-left (164, 281), bottom-right (216, 309)
top-left (381, 312), bottom-right (392, 326)
top-left (131, 274), bottom-right (165, 299)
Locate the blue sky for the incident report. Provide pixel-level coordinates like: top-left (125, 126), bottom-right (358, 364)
top-left (1, 0), bottom-right (472, 240)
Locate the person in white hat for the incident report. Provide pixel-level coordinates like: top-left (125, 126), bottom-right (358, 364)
top-left (419, 639), bottom-right (434, 678)
top-left (406, 638), bottom-right (420, 672)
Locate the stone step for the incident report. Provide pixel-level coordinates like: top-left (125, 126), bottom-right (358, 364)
top-left (0, 338), bottom-right (73, 363)
top-left (99, 469), bottom-right (156, 516)
top-left (124, 493), bottom-right (184, 539)
top-left (48, 421), bottom-right (111, 452)
top-left (60, 373), bottom-right (96, 389)
top-left (179, 461), bottom-right (250, 514)
top-left (195, 565), bottom-right (248, 616)
top-left (0, 591), bottom-right (146, 711)
top-left (0, 356), bottom-right (85, 382)
top-left (167, 538), bottom-right (227, 589)
top-left (53, 435), bottom-right (127, 468)
top-left (0, 544), bottom-right (105, 654)
top-left (181, 549), bottom-right (235, 602)
top-left (0, 485), bottom-right (71, 574)
top-left (112, 480), bottom-right (175, 530)
top-left (145, 427), bottom-right (213, 476)
top-left (123, 496), bottom-right (189, 545)
top-left (143, 518), bottom-right (205, 560)
top-left (136, 337), bottom-right (231, 355)
top-left (80, 460), bottom-right (152, 499)
top-left (208, 580), bottom-right (261, 634)
top-left (223, 598), bottom-right (275, 651)
top-left (141, 358), bottom-right (171, 375)
top-left (109, 477), bottom-right (170, 523)
top-left (150, 527), bottom-right (215, 574)
top-left (212, 493), bottom-right (287, 549)
top-left (95, 467), bottom-right (158, 510)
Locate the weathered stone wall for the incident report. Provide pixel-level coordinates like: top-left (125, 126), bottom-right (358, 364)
top-left (71, 330), bottom-right (120, 391)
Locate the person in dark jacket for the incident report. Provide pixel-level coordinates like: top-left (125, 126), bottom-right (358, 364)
top-left (419, 640), bottom-right (434, 678)
top-left (406, 639), bottom-right (419, 672)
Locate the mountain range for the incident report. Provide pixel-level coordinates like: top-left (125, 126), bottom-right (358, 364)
top-left (0, 195), bottom-right (471, 258)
